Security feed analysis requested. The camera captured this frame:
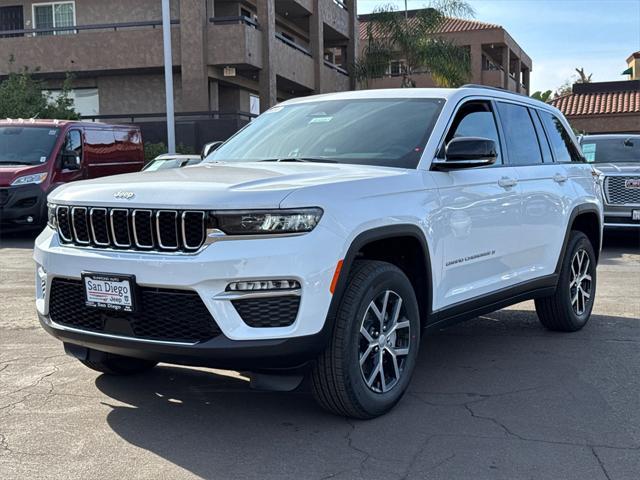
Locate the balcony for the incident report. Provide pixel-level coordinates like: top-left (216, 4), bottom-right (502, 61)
top-left (274, 33), bottom-right (314, 89)
top-left (322, 61), bottom-right (349, 92)
top-left (0, 22), bottom-right (181, 76)
top-left (481, 69), bottom-right (504, 89)
top-left (323, 0), bottom-right (350, 39)
top-left (208, 16), bottom-right (262, 69)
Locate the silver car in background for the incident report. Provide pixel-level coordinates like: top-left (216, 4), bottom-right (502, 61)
top-left (580, 134), bottom-right (640, 230)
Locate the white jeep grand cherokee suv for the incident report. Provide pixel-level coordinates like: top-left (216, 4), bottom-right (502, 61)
top-left (35, 86), bottom-right (603, 418)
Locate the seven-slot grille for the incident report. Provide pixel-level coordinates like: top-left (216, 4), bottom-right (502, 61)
top-left (604, 176), bottom-right (640, 205)
top-left (56, 206), bottom-right (206, 252)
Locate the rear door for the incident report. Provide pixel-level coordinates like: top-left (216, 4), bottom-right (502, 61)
top-left (431, 98), bottom-right (523, 311)
top-left (495, 102), bottom-right (573, 280)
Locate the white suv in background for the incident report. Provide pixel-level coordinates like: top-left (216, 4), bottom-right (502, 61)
top-left (35, 86), bottom-right (603, 418)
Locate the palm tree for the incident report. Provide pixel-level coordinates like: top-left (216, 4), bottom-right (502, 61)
top-left (353, 1), bottom-right (475, 89)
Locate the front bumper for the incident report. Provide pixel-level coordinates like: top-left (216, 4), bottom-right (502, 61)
top-left (0, 184), bottom-right (48, 229)
top-left (34, 226), bottom-right (345, 369)
top-left (603, 204), bottom-right (640, 228)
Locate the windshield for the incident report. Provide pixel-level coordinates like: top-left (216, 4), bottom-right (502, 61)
top-left (0, 127), bottom-right (60, 165)
top-left (581, 137), bottom-right (640, 163)
top-left (204, 98), bottom-right (445, 168)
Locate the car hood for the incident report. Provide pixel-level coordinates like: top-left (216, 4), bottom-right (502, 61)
top-left (594, 163), bottom-right (640, 174)
top-left (0, 164), bottom-right (47, 187)
top-left (48, 161), bottom-right (408, 209)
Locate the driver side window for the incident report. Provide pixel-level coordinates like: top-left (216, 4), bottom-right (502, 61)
top-left (444, 100), bottom-right (502, 165)
top-left (64, 130), bottom-right (83, 159)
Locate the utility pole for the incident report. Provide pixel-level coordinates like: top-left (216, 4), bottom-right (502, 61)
top-left (405, 0), bottom-right (408, 19)
top-left (162, 0), bottom-right (176, 154)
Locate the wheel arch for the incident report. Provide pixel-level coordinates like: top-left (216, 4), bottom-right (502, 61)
top-left (555, 204), bottom-right (602, 274)
top-left (326, 225), bottom-right (433, 330)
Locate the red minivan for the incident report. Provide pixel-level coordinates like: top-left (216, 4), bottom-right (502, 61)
top-left (0, 119), bottom-right (144, 230)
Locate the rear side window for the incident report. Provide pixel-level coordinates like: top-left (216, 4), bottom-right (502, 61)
top-left (496, 102), bottom-right (542, 165)
top-left (539, 112), bottom-right (582, 163)
top-left (530, 110), bottom-right (554, 163)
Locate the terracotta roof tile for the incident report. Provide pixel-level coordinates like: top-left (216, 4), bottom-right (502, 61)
top-left (359, 16), bottom-right (501, 40)
top-left (551, 90), bottom-right (640, 116)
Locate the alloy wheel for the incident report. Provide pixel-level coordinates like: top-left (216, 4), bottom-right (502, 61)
top-left (570, 248), bottom-right (592, 316)
top-left (358, 290), bottom-right (411, 393)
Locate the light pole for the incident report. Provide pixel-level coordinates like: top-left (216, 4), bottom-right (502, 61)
top-left (162, 0), bottom-right (176, 154)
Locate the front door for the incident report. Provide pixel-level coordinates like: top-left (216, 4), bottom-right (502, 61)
top-left (431, 99), bottom-right (523, 311)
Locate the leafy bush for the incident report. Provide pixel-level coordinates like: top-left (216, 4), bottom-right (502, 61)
top-left (0, 57), bottom-right (79, 120)
top-left (144, 142), bottom-right (196, 162)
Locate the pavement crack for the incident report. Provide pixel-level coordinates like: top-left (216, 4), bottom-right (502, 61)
top-left (591, 447), bottom-right (612, 480)
top-left (343, 418), bottom-right (372, 475)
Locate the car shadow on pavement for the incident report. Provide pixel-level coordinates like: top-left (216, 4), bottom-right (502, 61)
top-left (94, 309), bottom-right (640, 479)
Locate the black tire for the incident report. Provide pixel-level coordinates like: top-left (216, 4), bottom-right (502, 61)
top-left (79, 349), bottom-right (158, 375)
top-left (311, 260), bottom-right (421, 419)
top-left (535, 231), bottom-right (597, 332)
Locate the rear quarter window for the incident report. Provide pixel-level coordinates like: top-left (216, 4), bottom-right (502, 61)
top-left (539, 112), bottom-right (582, 163)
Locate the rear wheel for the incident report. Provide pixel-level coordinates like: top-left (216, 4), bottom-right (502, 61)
top-left (535, 231), bottom-right (597, 332)
top-left (311, 260), bottom-right (420, 419)
top-left (79, 349), bottom-right (158, 375)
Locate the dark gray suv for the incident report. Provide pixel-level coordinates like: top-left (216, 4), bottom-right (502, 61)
top-left (580, 134), bottom-right (640, 230)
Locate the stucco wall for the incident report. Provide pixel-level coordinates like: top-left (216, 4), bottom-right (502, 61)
top-left (13, 0), bottom-right (180, 28)
top-left (566, 114), bottom-right (640, 134)
top-left (97, 74), bottom-right (184, 115)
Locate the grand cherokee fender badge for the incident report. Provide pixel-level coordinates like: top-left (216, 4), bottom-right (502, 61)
top-left (114, 191), bottom-right (135, 200)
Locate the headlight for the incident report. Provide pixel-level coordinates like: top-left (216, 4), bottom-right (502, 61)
top-left (11, 172), bottom-right (48, 186)
top-left (210, 208), bottom-right (323, 235)
top-left (47, 203), bottom-right (58, 230)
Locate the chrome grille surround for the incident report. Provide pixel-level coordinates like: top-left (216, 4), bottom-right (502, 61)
top-left (55, 206), bottom-right (207, 253)
top-left (604, 176), bottom-right (640, 206)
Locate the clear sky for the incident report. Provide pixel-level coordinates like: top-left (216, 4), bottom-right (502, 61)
top-left (357, 0), bottom-right (640, 93)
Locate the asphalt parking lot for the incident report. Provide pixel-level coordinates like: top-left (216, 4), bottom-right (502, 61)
top-left (0, 230), bottom-right (638, 480)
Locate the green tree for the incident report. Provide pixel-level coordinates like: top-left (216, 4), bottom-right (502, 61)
top-left (353, 1), bottom-right (475, 88)
top-left (0, 58), bottom-right (79, 120)
top-left (531, 90), bottom-right (553, 102)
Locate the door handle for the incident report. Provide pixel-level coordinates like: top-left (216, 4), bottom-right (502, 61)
top-left (498, 177), bottom-right (518, 188)
top-left (553, 173), bottom-right (568, 183)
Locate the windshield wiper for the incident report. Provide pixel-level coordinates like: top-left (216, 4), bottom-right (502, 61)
top-left (260, 157), bottom-right (338, 164)
top-left (0, 161), bottom-right (35, 166)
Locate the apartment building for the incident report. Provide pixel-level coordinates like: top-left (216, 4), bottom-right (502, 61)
top-left (0, 0), bottom-right (357, 147)
top-left (359, 9), bottom-right (532, 95)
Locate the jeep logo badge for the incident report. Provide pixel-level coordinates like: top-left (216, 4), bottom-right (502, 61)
top-left (114, 191), bottom-right (135, 200)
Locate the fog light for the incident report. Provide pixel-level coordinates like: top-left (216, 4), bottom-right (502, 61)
top-left (227, 280), bottom-right (300, 292)
top-left (27, 216), bottom-right (34, 223)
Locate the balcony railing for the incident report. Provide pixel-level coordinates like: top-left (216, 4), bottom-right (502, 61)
top-left (324, 60), bottom-right (348, 76)
top-left (333, 0), bottom-right (348, 10)
top-left (275, 33), bottom-right (311, 57)
top-left (209, 15), bottom-right (259, 29)
top-left (80, 110), bottom-right (257, 123)
top-left (0, 19), bottom-right (179, 38)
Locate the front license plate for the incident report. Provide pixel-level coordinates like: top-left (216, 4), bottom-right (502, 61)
top-left (633, 210), bottom-right (640, 221)
top-left (83, 272), bottom-right (136, 312)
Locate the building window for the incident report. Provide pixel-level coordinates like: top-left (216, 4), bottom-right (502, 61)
top-left (388, 60), bottom-right (406, 77)
top-left (32, 2), bottom-right (75, 36)
top-left (43, 88), bottom-right (99, 116)
top-left (249, 94), bottom-right (260, 119)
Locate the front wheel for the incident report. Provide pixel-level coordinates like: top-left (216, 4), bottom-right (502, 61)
top-left (535, 231), bottom-right (597, 332)
top-left (311, 260), bottom-right (421, 419)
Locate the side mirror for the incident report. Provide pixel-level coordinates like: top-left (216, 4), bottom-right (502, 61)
top-left (61, 150), bottom-right (81, 171)
top-left (201, 141), bottom-right (224, 159)
top-left (432, 137), bottom-right (497, 170)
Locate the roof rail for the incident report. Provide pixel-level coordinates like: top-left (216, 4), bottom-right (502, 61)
top-left (461, 84), bottom-right (527, 97)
